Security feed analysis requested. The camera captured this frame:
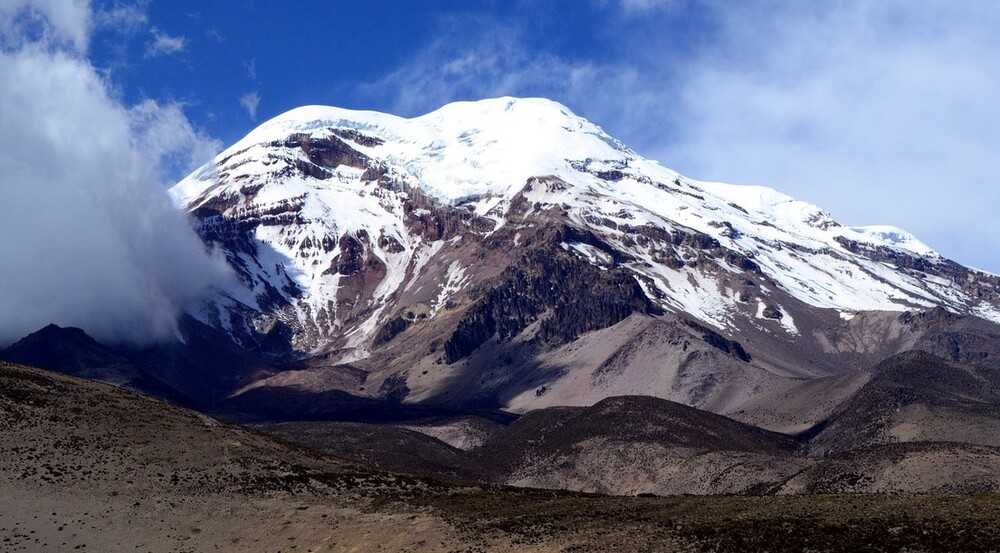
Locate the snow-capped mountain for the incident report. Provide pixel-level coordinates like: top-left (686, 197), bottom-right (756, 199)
top-left (170, 97), bottom-right (1000, 421)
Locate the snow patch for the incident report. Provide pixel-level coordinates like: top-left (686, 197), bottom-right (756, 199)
top-left (431, 261), bottom-right (469, 316)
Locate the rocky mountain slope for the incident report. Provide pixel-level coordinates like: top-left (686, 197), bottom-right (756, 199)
top-left (0, 321), bottom-right (274, 408)
top-left (9, 361), bottom-right (1000, 552)
top-left (163, 96), bottom-right (1000, 425)
top-left (15, 362), bottom-right (1000, 553)
top-left (807, 351), bottom-right (1000, 455)
top-left (247, 353), bottom-right (1000, 497)
top-left (470, 395), bottom-right (807, 495)
top-left (0, 360), bottom-right (472, 552)
top-left (257, 420), bottom-right (486, 482)
top-left (474, 383), bottom-right (1000, 495)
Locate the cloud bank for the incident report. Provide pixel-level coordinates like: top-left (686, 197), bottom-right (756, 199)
top-left (358, 2), bottom-right (1000, 271)
top-left (0, 1), bottom-right (229, 346)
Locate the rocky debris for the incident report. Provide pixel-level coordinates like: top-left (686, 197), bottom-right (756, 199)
top-left (709, 220), bottom-right (743, 239)
top-left (334, 236), bottom-right (388, 322)
top-left (402, 189), bottom-right (496, 241)
top-left (331, 233), bottom-right (366, 276)
top-left (378, 373), bottom-right (411, 403)
top-left (378, 231), bottom-right (406, 253)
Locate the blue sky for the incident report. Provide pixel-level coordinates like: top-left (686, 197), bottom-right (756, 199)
top-left (6, 0), bottom-right (1000, 273)
top-left (87, 1), bottom-right (713, 148)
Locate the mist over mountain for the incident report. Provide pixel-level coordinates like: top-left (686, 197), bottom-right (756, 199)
top-left (0, 5), bottom-right (228, 346)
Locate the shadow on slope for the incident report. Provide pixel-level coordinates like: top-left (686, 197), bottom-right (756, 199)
top-left (808, 350), bottom-right (1000, 455)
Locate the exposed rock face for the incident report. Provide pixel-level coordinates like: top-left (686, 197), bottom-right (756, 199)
top-left (444, 245), bottom-right (658, 363)
top-left (275, 133), bottom-right (371, 171)
top-left (682, 319), bottom-right (752, 363)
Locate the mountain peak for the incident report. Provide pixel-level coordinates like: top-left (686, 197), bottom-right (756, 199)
top-left (1, 323), bottom-right (125, 375)
top-left (169, 96), bottom-right (1000, 370)
top-left (176, 96), bottom-right (629, 209)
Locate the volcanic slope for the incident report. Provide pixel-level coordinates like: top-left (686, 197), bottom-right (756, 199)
top-left (166, 97), bottom-right (1000, 421)
top-left (7, 361), bottom-right (1000, 552)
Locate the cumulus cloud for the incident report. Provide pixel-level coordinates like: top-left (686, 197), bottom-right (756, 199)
top-left (359, 4), bottom-right (1000, 271)
top-left (0, 0), bottom-right (91, 52)
top-left (145, 26), bottom-right (184, 57)
top-left (239, 91), bottom-right (260, 120)
top-left (129, 98), bottom-right (223, 180)
top-left (0, 2), bottom-right (230, 345)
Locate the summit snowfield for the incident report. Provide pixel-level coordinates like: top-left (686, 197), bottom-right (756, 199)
top-left (169, 97), bottom-right (1000, 421)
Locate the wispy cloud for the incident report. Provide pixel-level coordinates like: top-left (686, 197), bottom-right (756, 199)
top-left (618, 0), bottom-right (675, 13)
top-left (243, 57), bottom-right (256, 80)
top-left (145, 27), bottom-right (185, 57)
top-left (357, 20), bottom-right (673, 152)
top-left (239, 91), bottom-right (260, 120)
top-left (94, 1), bottom-right (148, 34)
top-left (204, 27), bottom-right (223, 43)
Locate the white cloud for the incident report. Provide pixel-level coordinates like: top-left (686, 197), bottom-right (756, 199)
top-left (129, 98), bottom-right (223, 178)
top-left (93, 1), bottom-right (148, 34)
top-left (145, 26), bottom-right (185, 57)
top-left (239, 91), bottom-right (260, 120)
top-left (0, 0), bottom-right (91, 52)
top-left (0, 2), bottom-right (230, 345)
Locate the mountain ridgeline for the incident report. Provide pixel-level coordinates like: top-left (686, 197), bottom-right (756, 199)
top-left (150, 97), bottom-right (1000, 424)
